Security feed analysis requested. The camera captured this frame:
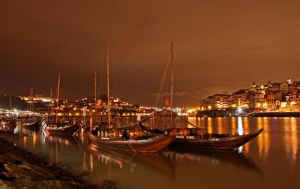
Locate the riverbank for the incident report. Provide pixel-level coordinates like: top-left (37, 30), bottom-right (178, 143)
top-left (197, 109), bottom-right (300, 117)
top-left (0, 131), bottom-right (119, 189)
top-left (249, 111), bottom-right (300, 117)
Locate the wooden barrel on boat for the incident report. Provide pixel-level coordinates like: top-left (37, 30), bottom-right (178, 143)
top-left (177, 128), bottom-right (189, 136)
top-left (132, 127), bottom-right (138, 138)
top-left (128, 129), bottom-right (134, 138)
top-left (195, 128), bottom-right (204, 136)
top-left (167, 129), bottom-right (177, 136)
top-left (189, 128), bottom-right (197, 136)
top-left (177, 129), bottom-right (183, 136)
top-left (107, 129), bottom-right (116, 138)
top-left (114, 129), bottom-right (121, 138)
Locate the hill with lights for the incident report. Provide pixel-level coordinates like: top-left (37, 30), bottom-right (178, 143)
top-left (0, 94), bottom-right (28, 110)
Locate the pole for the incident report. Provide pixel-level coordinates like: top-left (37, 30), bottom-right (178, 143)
top-left (170, 42), bottom-right (174, 128)
top-left (56, 73), bottom-right (60, 123)
top-left (94, 72), bottom-right (97, 111)
top-left (106, 43), bottom-right (111, 128)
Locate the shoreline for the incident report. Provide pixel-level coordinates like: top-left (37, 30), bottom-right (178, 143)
top-left (197, 110), bottom-right (300, 117)
top-left (0, 131), bottom-right (119, 189)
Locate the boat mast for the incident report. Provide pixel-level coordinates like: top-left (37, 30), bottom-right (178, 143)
top-left (94, 72), bottom-right (97, 111)
top-left (29, 88), bottom-right (34, 112)
top-left (55, 73), bottom-right (60, 123)
top-left (170, 42), bottom-right (174, 128)
top-left (50, 88), bottom-right (53, 116)
top-left (50, 88), bottom-right (53, 99)
top-left (9, 94), bottom-right (12, 111)
top-left (106, 43), bottom-right (111, 128)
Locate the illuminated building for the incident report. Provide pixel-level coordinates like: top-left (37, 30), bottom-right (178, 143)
top-left (199, 78), bottom-right (300, 115)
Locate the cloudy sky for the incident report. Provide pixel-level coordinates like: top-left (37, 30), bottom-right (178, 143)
top-left (1, 0), bottom-right (300, 106)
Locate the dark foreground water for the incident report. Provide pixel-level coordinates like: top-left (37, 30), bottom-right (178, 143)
top-left (8, 117), bottom-right (300, 189)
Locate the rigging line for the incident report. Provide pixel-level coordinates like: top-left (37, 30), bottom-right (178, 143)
top-left (155, 53), bottom-right (171, 107)
top-left (154, 57), bottom-right (170, 106)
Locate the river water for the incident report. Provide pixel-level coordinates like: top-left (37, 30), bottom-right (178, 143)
top-left (7, 117), bottom-right (300, 189)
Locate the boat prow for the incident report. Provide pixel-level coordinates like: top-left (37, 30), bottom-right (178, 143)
top-left (22, 120), bottom-right (41, 131)
top-left (46, 123), bottom-right (80, 136)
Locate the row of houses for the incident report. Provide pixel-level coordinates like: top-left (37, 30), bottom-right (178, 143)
top-left (19, 94), bottom-right (142, 116)
top-left (199, 79), bottom-right (300, 112)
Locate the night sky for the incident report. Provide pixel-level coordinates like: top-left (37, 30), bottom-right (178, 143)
top-left (1, 0), bottom-right (300, 106)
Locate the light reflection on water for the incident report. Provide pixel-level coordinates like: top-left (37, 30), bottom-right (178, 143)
top-left (3, 117), bottom-right (300, 189)
top-left (237, 117), bottom-right (244, 153)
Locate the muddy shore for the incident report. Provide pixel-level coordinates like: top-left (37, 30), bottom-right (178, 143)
top-left (0, 131), bottom-right (119, 189)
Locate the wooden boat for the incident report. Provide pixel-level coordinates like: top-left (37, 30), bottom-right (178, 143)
top-left (0, 122), bottom-right (16, 133)
top-left (44, 73), bottom-right (81, 136)
top-left (167, 128), bottom-right (263, 150)
top-left (86, 127), bottom-right (175, 153)
top-left (0, 119), bottom-right (16, 127)
top-left (86, 44), bottom-right (174, 153)
top-left (22, 120), bottom-right (40, 131)
top-left (46, 122), bottom-right (80, 136)
top-left (144, 43), bottom-right (263, 151)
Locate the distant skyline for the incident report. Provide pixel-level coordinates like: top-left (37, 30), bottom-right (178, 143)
top-left (1, 0), bottom-right (300, 106)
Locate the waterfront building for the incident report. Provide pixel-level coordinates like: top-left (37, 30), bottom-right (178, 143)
top-left (199, 78), bottom-right (300, 114)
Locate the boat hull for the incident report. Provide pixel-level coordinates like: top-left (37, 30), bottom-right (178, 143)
top-left (22, 121), bottom-right (40, 131)
top-left (47, 123), bottom-right (80, 136)
top-left (171, 129), bottom-right (263, 150)
top-left (86, 131), bottom-right (175, 153)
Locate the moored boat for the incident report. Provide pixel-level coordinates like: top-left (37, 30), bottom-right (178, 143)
top-left (86, 44), bottom-right (174, 153)
top-left (46, 122), bottom-right (80, 136)
top-left (166, 128), bottom-right (263, 150)
top-left (143, 43), bottom-right (263, 151)
top-left (44, 73), bottom-right (81, 136)
top-left (22, 120), bottom-right (41, 131)
top-left (86, 130), bottom-right (175, 153)
top-left (0, 119), bottom-right (17, 127)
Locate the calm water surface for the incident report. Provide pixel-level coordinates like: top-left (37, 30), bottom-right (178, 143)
top-left (10, 117), bottom-right (300, 189)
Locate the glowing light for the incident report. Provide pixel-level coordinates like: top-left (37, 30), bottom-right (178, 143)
top-left (281, 102), bottom-right (287, 108)
top-left (237, 107), bottom-right (242, 114)
top-left (237, 117), bottom-right (243, 135)
top-left (262, 103), bottom-right (268, 109)
top-left (187, 108), bottom-right (196, 113)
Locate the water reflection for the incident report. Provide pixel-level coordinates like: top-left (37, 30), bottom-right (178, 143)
top-left (89, 143), bottom-right (175, 178)
top-left (237, 117), bottom-right (244, 135)
top-left (189, 117), bottom-right (299, 163)
top-left (3, 117), bottom-right (299, 168)
top-left (284, 118), bottom-right (299, 166)
top-left (0, 123), bottom-right (16, 132)
top-left (237, 117), bottom-right (244, 153)
top-left (1, 117), bottom-right (300, 189)
top-left (165, 149), bottom-right (263, 176)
